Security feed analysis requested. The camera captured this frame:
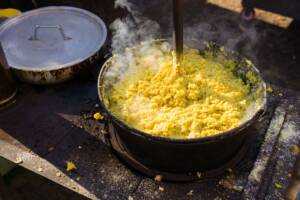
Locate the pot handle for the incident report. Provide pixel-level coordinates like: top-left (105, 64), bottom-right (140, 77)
top-left (29, 25), bottom-right (72, 41)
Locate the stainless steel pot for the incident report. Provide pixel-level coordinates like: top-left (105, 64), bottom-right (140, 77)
top-left (12, 50), bottom-right (101, 84)
top-left (0, 7), bottom-right (107, 84)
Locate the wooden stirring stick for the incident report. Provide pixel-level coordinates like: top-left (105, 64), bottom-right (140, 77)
top-left (173, 0), bottom-right (183, 68)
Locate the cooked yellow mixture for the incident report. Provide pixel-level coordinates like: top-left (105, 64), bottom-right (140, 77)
top-left (108, 48), bottom-right (252, 139)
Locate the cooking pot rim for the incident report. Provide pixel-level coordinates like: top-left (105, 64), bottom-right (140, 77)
top-left (97, 42), bottom-right (267, 144)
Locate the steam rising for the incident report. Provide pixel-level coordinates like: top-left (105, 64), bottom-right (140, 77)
top-left (184, 19), bottom-right (260, 63)
top-left (103, 1), bottom-right (264, 136)
top-left (115, 0), bottom-right (134, 12)
top-left (108, 0), bottom-right (261, 82)
top-left (111, 0), bottom-right (260, 60)
top-left (111, 0), bottom-right (161, 54)
top-left (108, 0), bottom-right (168, 81)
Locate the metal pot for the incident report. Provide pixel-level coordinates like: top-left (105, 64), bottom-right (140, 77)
top-left (12, 51), bottom-right (101, 85)
top-left (97, 40), bottom-right (267, 173)
top-left (0, 42), bottom-right (17, 108)
top-left (0, 7), bottom-right (107, 84)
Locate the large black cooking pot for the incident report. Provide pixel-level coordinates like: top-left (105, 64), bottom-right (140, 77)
top-left (97, 40), bottom-right (267, 173)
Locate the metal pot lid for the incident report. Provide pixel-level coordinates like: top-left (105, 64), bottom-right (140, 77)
top-left (0, 6), bottom-right (107, 71)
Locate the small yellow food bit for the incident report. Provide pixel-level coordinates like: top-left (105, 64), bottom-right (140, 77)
top-left (275, 183), bottom-right (283, 189)
top-left (15, 157), bottom-right (23, 164)
top-left (186, 190), bottom-right (194, 196)
top-left (93, 112), bottom-right (104, 120)
top-left (56, 172), bottom-right (62, 177)
top-left (278, 93), bottom-right (283, 97)
top-left (66, 161), bottom-right (77, 171)
top-left (154, 175), bottom-right (162, 182)
top-left (158, 186), bottom-right (164, 192)
top-left (0, 8), bottom-right (21, 18)
top-left (267, 86), bottom-right (273, 93)
top-left (291, 145), bottom-right (300, 155)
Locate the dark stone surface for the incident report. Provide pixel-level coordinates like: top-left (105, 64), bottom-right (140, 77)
top-left (0, 0), bottom-right (300, 199)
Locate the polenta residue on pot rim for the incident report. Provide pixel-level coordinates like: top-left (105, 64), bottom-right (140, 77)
top-left (103, 42), bottom-right (260, 139)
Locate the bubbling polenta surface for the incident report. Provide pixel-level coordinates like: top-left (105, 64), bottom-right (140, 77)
top-left (108, 48), bottom-right (252, 139)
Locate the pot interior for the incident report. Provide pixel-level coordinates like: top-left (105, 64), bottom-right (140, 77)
top-left (98, 39), bottom-right (267, 140)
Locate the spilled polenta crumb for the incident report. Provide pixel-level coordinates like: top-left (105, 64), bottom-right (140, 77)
top-left (66, 161), bottom-right (77, 171)
top-left (93, 112), bottom-right (104, 120)
top-left (275, 183), bottom-right (283, 189)
top-left (267, 86), bottom-right (273, 93)
top-left (15, 157), bottom-right (23, 164)
top-left (154, 175), bottom-right (162, 182)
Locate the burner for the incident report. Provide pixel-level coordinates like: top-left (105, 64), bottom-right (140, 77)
top-left (106, 123), bottom-right (251, 182)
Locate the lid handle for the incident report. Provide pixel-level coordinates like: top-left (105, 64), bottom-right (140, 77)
top-left (29, 25), bottom-right (72, 41)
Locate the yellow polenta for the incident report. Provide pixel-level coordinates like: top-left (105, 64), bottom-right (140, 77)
top-left (108, 49), bottom-right (251, 139)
